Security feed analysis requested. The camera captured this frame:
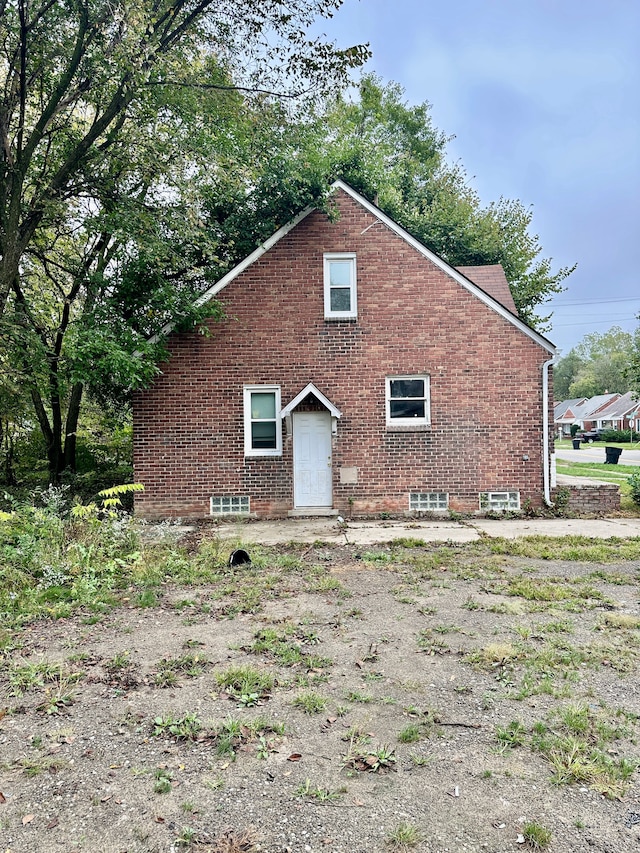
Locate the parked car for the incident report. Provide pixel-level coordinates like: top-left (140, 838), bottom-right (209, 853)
top-left (578, 429), bottom-right (607, 443)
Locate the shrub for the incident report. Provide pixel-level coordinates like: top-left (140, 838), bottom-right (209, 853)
top-left (628, 471), bottom-right (640, 507)
top-left (0, 484), bottom-right (142, 626)
top-left (601, 429), bottom-right (631, 443)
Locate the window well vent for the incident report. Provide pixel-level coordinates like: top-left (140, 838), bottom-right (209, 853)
top-left (410, 492), bottom-right (448, 511)
top-left (210, 496), bottom-right (250, 516)
top-left (480, 491), bottom-right (520, 511)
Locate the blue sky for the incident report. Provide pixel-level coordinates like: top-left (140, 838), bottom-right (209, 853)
top-left (319, 0), bottom-right (640, 354)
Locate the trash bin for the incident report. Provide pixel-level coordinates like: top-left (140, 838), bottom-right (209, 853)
top-left (604, 446), bottom-right (622, 464)
top-left (572, 439), bottom-right (581, 449)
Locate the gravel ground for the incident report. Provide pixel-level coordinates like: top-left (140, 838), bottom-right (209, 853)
top-left (1, 539), bottom-right (639, 853)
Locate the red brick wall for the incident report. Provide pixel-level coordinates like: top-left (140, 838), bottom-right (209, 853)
top-left (134, 190), bottom-right (554, 518)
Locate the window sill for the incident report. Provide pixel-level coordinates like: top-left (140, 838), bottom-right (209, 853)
top-left (324, 316), bottom-right (358, 323)
top-left (386, 424), bottom-right (432, 432)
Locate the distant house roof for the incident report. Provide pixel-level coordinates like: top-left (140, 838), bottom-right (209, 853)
top-left (593, 391), bottom-right (640, 421)
top-left (554, 393), bottom-right (621, 423)
top-left (553, 397), bottom-right (587, 423)
top-left (457, 265), bottom-right (519, 315)
top-left (554, 398), bottom-right (586, 420)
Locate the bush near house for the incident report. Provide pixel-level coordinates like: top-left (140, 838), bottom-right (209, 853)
top-left (628, 472), bottom-right (640, 507)
top-left (600, 430), bottom-right (634, 443)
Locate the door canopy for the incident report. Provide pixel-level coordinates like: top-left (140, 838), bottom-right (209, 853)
top-left (280, 383), bottom-right (342, 419)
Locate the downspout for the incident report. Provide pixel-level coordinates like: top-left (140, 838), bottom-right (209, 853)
top-left (542, 357), bottom-right (555, 506)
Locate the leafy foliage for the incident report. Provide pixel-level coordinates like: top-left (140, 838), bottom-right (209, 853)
top-left (554, 326), bottom-right (636, 399)
top-left (628, 320), bottom-right (640, 397)
top-left (628, 471), bottom-right (640, 507)
top-left (0, 486), bottom-right (140, 626)
top-left (0, 0), bottom-right (369, 479)
top-left (237, 75), bottom-right (573, 331)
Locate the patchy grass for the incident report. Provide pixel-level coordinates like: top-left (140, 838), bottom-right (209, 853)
top-left (342, 742), bottom-right (397, 773)
top-left (496, 704), bottom-right (640, 799)
top-left (295, 779), bottom-right (346, 802)
top-left (215, 665), bottom-right (275, 704)
top-left (485, 535), bottom-right (640, 562)
top-left (386, 821), bottom-right (421, 848)
top-left (522, 821), bottom-right (552, 849)
top-left (3, 502), bottom-right (640, 851)
top-left (292, 691), bottom-right (327, 715)
top-left (245, 624), bottom-right (333, 671)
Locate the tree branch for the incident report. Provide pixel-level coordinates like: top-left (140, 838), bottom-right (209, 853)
top-left (145, 80), bottom-right (305, 99)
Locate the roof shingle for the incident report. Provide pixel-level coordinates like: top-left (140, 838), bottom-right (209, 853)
top-left (457, 264), bottom-right (518, 315)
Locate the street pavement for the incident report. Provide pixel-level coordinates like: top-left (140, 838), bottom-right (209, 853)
top-left (555, 445), bottom-right (640, 465)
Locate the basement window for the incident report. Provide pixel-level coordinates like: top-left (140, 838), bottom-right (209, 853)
top-left (480, 491), bottom-right (520, 511)
top-left (210, 496), bottom-right (250, 516)
top-left (410, 492), bottom-right (448, 512)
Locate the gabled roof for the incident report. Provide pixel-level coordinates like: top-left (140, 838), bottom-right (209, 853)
top-left (555, 393), bottom-right (620, 423)
top-left (554, 398), bottom-right (585, 419)
top-left (584, 393), bottom-right (622, 416)
top-left (592, 391), bottom-right (640, 420)
top-left (456, 265), bottom-right (519, 316)
top-left (281, 383), bottom-right (342, 419)
top-left (157, 180), bottom-right (555, 353)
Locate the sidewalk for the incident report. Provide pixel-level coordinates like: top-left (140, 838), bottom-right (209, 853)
top-left (211, 515), bottom-right (640, 546)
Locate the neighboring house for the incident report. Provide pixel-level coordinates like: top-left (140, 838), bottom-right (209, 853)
top-left (557, 391), bottom-right (640, 433)
top-left (554, 398), bottom-right (587, 437)
top-left (133, 181), bottom-right (556, 519)
top-left (554, 393), bottom-right (622, 436)
top-left (591, 391), bottom-right (639, 430)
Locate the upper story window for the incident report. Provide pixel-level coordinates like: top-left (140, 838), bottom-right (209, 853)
top-left (324, 253), bottom-right (357, 319)
top-left (386, 376), bottom-right (431, 427)
top-left (243, 385), bottom-right (282, 457)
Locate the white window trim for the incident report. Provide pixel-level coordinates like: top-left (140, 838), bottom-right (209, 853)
top-left (480, 491), bottom-right (521, 511)
top-left (243, 385), bottom-right (282, 457)
top-left (324, 253), bottom-right (357, 319)
top-left (386, 375), bottom-right (431, 427)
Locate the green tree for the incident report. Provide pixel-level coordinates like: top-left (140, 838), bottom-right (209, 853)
top-left (283, 76), bottom-right (574, 330)
top-left (566, 326), bottom-right (634, 398)
top-left (627, 320), bottom-right (640, 397)
top-left (0, 0), bottom-right (368, 480)
top-left (553, 350), bottom-right (585, 400)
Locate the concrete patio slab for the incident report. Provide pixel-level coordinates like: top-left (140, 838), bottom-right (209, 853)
top-left (209, 515), bottom-right (640, 546)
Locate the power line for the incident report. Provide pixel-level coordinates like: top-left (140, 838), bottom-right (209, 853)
top-left (552, 319), bottom-right (638, 328)
top-left (552, 296), bottom-right (640, 306)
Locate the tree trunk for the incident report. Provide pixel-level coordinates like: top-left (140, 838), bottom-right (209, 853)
top-left (63, 382), bottom-right (83, 473)
top-left (0, 418), bottom-right (18, 486)
top-left (30, 386), bottom-right (63, 482)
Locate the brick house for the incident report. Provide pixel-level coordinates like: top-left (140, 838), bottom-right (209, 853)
top-left (133, 181), bottom-right (556, 519)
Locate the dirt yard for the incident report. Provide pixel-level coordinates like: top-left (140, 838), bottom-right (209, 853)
top-left (1, 534), bottom-right (639, 852)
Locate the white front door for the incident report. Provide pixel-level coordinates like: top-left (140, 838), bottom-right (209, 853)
top-left (293, 411), bottom-right (333, 507)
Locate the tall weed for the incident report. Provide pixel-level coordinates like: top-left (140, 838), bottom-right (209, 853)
top-left (0, 486), bottom-right (141, 626)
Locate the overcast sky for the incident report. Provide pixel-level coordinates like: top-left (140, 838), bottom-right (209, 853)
top-left (319, 0), bottom-right (640, 354)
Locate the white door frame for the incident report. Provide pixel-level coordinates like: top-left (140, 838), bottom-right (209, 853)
top-left (292, 411), bottom-right (333, 508)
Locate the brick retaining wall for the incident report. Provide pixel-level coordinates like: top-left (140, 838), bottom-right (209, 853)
top-left (554, 482), bottom-right (620, 515)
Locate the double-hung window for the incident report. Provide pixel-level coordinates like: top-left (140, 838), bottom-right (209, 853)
top-left (243, 386), bottom-right (282, 456)
top-left (324, 253), bottom-right (357, 319)
top-left (386, 376), bottom-right (430, 426)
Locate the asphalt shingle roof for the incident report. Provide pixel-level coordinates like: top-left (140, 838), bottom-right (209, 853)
top-left (457, 264), bottom-right (519, 315)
